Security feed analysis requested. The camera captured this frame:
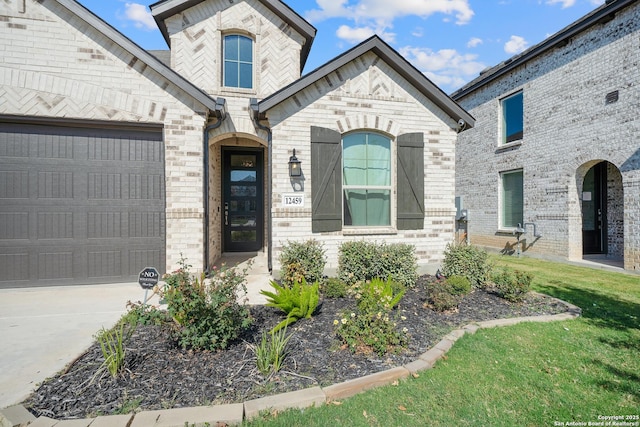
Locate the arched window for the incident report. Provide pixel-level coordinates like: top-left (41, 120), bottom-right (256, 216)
top-left (342, 132), bottom-right (391, 226)
top-left (223, 34), bottom-right (253, 89)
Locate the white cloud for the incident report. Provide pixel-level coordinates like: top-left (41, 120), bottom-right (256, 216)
top-left (546, 0), bottom-right (576, 8)
top-left (306, 0), bottom-right (474, 27)
top-left (336, 25), bottom-right (396, 44)
top-left (124, 3), bottom-right (157, 31)
top-left (399, 46), bottom-right (486, 91)
top-left (467, 37), bottom-right (483, 48)
top-left (504, 35), bottom-right (528, 54)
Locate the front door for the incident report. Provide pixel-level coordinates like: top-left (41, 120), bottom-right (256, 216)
top-left (582, 162), bottom-right (607, 254)
top-left (223, 149), bottom-right (263, 252)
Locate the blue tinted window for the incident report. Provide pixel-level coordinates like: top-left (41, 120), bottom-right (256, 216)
top-left (224, 35), bottom-right (253, 89)
top-left (502, 91), bottom-right (523, 143)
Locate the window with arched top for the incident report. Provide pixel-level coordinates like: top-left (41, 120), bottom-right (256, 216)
top-left (223, 34), bottom-right (253, 89)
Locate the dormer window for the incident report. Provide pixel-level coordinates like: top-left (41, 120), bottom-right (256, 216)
top-left (224, 34), bottom-right (253, 89)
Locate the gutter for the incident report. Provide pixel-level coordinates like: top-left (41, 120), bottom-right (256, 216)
top-left (203, 98), bottom-right (228, 272)
top-left (249, 98), bottom-right (273, 273)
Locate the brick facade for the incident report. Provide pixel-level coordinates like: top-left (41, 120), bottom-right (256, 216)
top-left (453, 1), bottom-right (640, 271)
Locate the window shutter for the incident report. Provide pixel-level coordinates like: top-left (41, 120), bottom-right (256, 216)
top-left (311, 126), bottom-right (342, 233)
top-left (397, 133), bottom-right (425, 230)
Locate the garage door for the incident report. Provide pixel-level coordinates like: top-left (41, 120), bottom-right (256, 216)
top-left (0, 121), bottom-right (165, 288)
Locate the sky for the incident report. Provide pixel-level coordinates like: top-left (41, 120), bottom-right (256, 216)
top-left (76, 0), bottom-right (605, 94)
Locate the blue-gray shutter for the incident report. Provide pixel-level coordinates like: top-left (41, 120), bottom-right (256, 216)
top-left (311, 126), bottom-right (342, 233)
top-left (397, 132), bottom-right (425, 230)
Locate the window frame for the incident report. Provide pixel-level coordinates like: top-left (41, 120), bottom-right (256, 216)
top-left (500, 169), bottom-right (524, 230)
top-left (341, 131), bottom-right (394, 229)
top-left (222, 34), bottom-right (254, 90)
top-left (500, 90), bottom-right (524, 145)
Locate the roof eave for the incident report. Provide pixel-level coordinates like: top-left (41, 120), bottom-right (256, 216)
top-left (452, 0), bottom-right (635, 100)
top-left (259, 36), bottom-right (475, 128)
top-left (150, 0), bottom-right (316, 72)
top-left (56, 0), bottom-right (220, 113)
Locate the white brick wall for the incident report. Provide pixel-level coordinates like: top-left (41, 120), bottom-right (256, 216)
top-left (455, 2), bottom-right (640, 271)
top-left (0, 0), bottom-right (209, 273)
top-left (266, 51), bottom-right (459, 275)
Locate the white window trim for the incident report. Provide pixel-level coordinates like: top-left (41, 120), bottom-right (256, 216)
top-left (498, 168), bottom-right (524, 232)
top-left (499, 90), bottom-right (524, 147)
top-left (341, 131), bottom-right (397, 231)
top-left (222, 33), bottom-right (255, 91)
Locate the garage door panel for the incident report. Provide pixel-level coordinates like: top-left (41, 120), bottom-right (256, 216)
top-left (0, 122), bottom-right (166, 287)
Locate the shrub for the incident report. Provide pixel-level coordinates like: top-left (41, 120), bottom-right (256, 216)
top-left (491, 268), bottom-right (533, 302)
top-left (125, 300), bottom-right (169, 326)
top-left (161, 261), bottom-right (253, 351)
top-left (260, 279), bottom-right (320, 332)
top-left (426, 279), bottom-right (463, 312)
top-left (445, 275), bottom-right (472, 296)
top-left (441, 243), bottom-right (492, 288)
top-left (356, 277), bottom-right (405, 314)
top-left (278, 240), bottom-right (326, 286)
top-left (338, 241), bottom-right (418, 288)
top-left (334, 309), bottom-right (408, 356)
top-left (334, 277), bottom-right (408, 356)
top-left (323, 277), bottom-right (348, 299)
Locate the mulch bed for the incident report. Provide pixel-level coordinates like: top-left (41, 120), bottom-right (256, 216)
top-left (23, 275), bottom-right (570, 420)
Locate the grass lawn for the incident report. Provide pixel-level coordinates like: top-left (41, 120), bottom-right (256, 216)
top-left (246, 256), bottom-right (640, 427)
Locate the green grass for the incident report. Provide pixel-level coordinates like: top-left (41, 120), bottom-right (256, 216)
top-left (245, 256), bottom-right (640, 427)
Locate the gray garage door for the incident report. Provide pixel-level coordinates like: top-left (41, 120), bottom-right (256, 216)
top-left (0, 121), bottom-right (165, 288)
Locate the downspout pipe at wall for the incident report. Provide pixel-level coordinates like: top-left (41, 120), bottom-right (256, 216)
top-left (249, 98), bottom-right (273, 273)
top-left (203, 98), bottom-right (228, 273)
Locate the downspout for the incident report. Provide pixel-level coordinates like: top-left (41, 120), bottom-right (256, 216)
top-left (203, 98), bottom-right (227, 272)
top-left (249, 98), bottom-right (273, 273)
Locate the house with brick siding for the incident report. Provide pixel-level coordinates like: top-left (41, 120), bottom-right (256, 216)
top-left (452, 0), bottom-right (640, 272)
top-left (0, 0), bottom-right (473, 287)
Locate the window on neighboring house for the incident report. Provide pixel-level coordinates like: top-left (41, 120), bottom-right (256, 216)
top-left (501, 169), bottom-right (523, 228)
top-left (501, 91), bottom-right (523, 144)
top-left (342, 132), bottom-right (392, 227)
top-left (223, 34), bottom-right (253, 89)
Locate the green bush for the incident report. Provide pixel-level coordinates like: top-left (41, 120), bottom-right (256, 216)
top-left (491, 268), bottom-right (533, 302)
top-left (441, 243), bottom-right (492, 288)
top-left (260, 278), bottom-right (320, 332)
top-left (426, 279), bottom-right (464, 312)
top-left (338, 241), bottom-right (418, 288)
top-left (161, 261), bottom-right (253, 351)
top-left (356, 277), bottom-right (405, 314)
top-left (334, 277), bottom-right (408, 356)
top-left (125, 300), bottom-right (169, 326)
top-left (278, 240), bottom-right (326, 286)
top-left (94, 319), bottom-right (135, 379)
top-left (445, 275), bottom-right (472, 296)
top-left (323, 277), bottom-right (348, 299)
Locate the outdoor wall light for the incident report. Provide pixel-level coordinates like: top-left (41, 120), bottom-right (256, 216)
top-left (288, 149), bottom-right (302, 177)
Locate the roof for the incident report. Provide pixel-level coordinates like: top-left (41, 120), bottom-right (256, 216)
top-left (451, 0), bottom-right (636, 100)
top-left (258, 35), bottom-right (475, 128)
top-left (149, 0), bottom-right (317, 71)
top-left (56, 0), bottom-right (221, 114)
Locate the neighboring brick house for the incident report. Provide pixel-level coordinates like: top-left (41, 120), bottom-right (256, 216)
top-left (452, 0), bottom-right (639, 272)
top-left (0, 0), bottom-right (473, 287)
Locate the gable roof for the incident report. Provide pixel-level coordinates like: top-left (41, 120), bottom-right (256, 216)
top-left (452, 0), bottom-right (635, 100)
top-left (55, 0), bottom-right (221, 114)
top-left (257, 35), bottom-right (475, 128)
top-left (150, 0), bottom-right (317, 71)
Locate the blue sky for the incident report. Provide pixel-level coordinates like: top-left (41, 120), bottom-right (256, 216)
top-left (77, 0), bottom-right (605, 93)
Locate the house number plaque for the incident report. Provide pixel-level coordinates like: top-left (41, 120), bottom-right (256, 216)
top-left (282, 194), bottom-right (305, 207)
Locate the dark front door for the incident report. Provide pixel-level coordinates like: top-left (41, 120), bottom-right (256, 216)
top-left (582, 162), bottom-right (607, 254)
top-left (223, 149), bottom-right (263, 252)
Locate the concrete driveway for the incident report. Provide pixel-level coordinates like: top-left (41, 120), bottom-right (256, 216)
top-left (0, 283), bottom-right (149, 409)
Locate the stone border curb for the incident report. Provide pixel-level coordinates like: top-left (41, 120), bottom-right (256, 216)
top-left (1, 296), bottom-right (581, 427)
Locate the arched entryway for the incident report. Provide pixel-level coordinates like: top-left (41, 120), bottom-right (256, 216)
top-left (579, 161), bottom-right (624, 263)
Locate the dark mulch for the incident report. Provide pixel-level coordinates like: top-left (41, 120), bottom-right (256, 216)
top-left (24, 276), bottom-right (570, 420)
